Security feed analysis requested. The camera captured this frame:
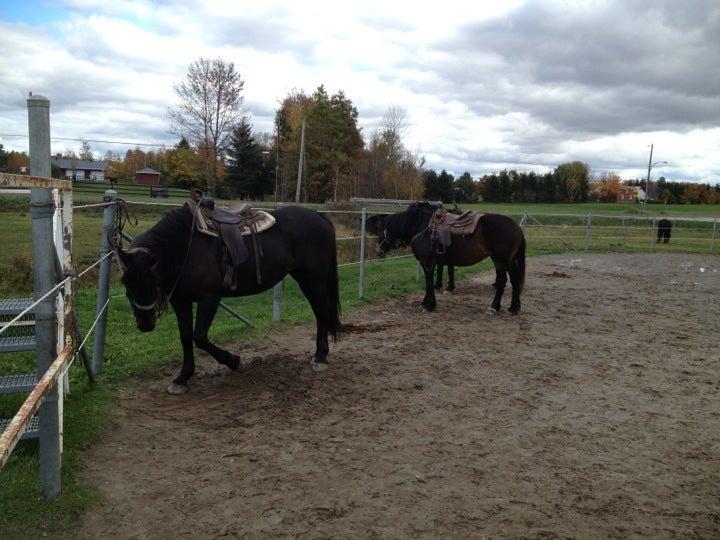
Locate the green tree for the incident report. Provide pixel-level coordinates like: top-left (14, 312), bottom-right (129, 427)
top-left (454, 172), bottom-right (475, 203)
top-left (225, 118), bottom-right (272, 199)
top-left (554, 161), bottom-right (589, 202)
top-left (303, 85), bottom-right (363, 202)
top-left (159, 139), bottom-right (204, 188)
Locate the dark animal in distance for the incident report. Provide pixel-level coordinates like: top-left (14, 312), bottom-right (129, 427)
top-left (657, 218), bottom-right (672, 243)
top-left (377, 202), bottom-right (526, 313)
top-left (368, 203), bottom-right (459, 291)
top-left (117, 203), bottom-right (341, 394)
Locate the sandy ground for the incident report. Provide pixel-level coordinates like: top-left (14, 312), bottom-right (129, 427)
top-left (76, 253), bottom-right (720, 538)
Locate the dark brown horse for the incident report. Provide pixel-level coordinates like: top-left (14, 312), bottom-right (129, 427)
top-left (117, 203), bottom-right (341, 394)
top-left (370, 203), bottom-right (458, 291)
top-left (377, 202), bottom-right (525, 313)
top-left (657, 218), bottom-right (672, 243)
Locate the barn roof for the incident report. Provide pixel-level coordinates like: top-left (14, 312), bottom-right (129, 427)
top-left (136, 167), bottom-right (160, 175)
top-left (53, 159), bottom-right (108, 171)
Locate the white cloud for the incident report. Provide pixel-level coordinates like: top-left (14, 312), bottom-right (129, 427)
top-left (0, 0), bottom-right (718, 183)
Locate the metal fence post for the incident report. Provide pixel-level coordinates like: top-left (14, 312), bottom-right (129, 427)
top-left (272, 281), bottom-right (282, 322)
top-left (358, 207), bottom-right (367, 299)
top-left (92, 190), bottom-right (117, 375)
top-left (272, 203), bottom-right (283, 321)
top-left (711, 219), bottom-right (717, 253)
top-left (584, 212), bottom-right (592, 252)
top-left (621, 216), bottom-right (627, 248)
top-left (650, 218), bottom-right (656, 252)
top-left (416, 261), bottom-right (421, 283)
top-left (28, 94), bottom-right (61, 498)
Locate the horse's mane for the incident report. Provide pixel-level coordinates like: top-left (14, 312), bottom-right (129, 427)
top-left (130, 204), bottom-right (193, 312)
top-left (132, 205), bottom-right (191, 253)
top-left (386, 201), bottom-right (441, 243)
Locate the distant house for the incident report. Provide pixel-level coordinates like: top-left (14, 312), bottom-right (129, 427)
top-left (135, 167), bottom-right (161, 186)
top-left (618, 185), bottom-right (646, 203)
top-left (52, 159), bottom-right (109, 182)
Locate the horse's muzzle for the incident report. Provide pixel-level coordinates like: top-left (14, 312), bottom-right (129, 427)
top-left (137, 321), bottom-right (156, 332)
top-left (375, 247), bottom-right (386, 258)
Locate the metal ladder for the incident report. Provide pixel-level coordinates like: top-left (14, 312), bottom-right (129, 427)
top-left (0, 298), bottom-right (40, 439)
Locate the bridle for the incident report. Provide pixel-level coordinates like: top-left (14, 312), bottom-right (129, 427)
top-left (377, 228), bottom-right (394, 253)
top-left (130, 299), bottom-right (156, 311)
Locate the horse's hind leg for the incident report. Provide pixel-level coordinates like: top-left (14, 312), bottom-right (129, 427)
top-left (434, 265), bottom-right (444, 290)
top-left (446, 265), bottom-right (455, 292)
top-left (422, 265), bottom-right (438, 311)
top-left (490, 261), bottom-right (507, 313)
top-left (508, 264), bottom-right (521, 315)
top-left (291, 271), bottom-right (330, 371)
top-left (193, 297), bottom-right (241, 371)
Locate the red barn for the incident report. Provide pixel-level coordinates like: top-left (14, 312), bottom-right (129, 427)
top-left (135, 167), bottom-right (161, 186)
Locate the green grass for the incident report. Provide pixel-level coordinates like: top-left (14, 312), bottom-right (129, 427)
top-left (1, 197), bottom-right (719, 536)
top-left (461, 201), bottom-right (720, 218)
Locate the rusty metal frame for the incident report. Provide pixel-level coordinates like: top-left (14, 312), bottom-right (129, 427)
top-left (0, 172), bottom-right (71, 191)
top-left (0, 345), bottom-right (73, 469)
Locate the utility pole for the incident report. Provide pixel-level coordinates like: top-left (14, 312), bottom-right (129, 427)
top-left (644, 143), bottom-right (653, 210)
top-left (295, 115), bottom-right (305, 204)
top-left (274, 121), bottom-right (280, 203)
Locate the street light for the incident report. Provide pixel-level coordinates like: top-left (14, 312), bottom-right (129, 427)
top-left (643, 143), bottom-right (668, 210)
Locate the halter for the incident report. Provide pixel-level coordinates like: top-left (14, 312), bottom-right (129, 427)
top-left (130, 299), bottom-right (156, 311)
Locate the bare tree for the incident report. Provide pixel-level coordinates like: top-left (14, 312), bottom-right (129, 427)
top-left (168, 57), bottom-right (244, 194)
top-left (382, 104), bottom-right (408, 164)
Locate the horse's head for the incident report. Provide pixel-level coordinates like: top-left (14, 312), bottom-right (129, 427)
top-left (118, 247), bottom-right (160, 332)
top-left (376, 202), bottom-right (439, 257)
top-left (376, 213), bottom-right (406, 257)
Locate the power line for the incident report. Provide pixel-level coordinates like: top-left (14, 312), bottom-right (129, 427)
top-left (0, 133), bottom-right (170, 148)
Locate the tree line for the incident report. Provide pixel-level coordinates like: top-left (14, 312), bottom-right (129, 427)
top-left (423, 162), bottom-right (591, 204)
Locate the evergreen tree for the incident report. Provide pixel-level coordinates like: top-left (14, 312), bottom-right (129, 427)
top-left (454, 172), bottom-right (475, 202)
top-left (225, 118), bottom-right (271, 199)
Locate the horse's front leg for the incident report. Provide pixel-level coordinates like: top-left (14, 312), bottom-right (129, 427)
top-left (194, 297), bottom-right (242, 371)
top-left (422, 265), bottom-right (438, 311)
top-left (168, 299), bottom-right (195, 395)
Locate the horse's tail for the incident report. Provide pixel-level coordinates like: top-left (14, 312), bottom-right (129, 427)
top-left (324, 217), bottom-right (342, 339)
top-left (513, 233), bottom-right (526, 294)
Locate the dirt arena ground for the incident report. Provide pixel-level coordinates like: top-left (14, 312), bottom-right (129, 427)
top-left (78, 253), bottom-right (720, 538)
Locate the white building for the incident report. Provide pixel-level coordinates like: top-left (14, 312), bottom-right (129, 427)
top-left (52, 159), bottom-right (109, 182)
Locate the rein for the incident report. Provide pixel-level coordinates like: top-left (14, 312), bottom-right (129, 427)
top-left (166, 195), bottom-right (201, 303)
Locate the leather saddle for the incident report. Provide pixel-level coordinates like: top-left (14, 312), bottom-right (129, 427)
top-left (429, 208), bottom-right (482, 250)
top-left (187, 197), bottom-right (275, 289)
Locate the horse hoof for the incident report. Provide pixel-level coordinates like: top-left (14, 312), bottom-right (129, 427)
top-left (167, 382), bottom-right (188, 395)
top-left (486, 307), bottom-right (499, 315)
top-left (311, 358), bottom-right (329, 372)
top-left (227, 356), bottom-right (242, 371)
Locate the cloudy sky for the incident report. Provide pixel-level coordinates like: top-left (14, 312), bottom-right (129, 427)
top-left (1, 0), bottom-right (718, 183)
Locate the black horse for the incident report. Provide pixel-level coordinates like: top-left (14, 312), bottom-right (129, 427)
top-left (369, 203), bottom-right (458, 291)
top-left (657, 218), bottom-right (672, 243)
top-left (117, 203), bottom-right (341, 394)
top-left (377, 202), bottom-right (526, 313)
